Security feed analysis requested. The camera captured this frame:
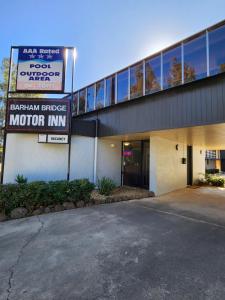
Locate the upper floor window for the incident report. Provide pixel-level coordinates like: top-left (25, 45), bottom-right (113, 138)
top-left (72, 92), bottom-right (78, 116)
top-left (96, 80), bottom-right (104, 109)
top-left (79, 89), bottom-right (86, 114)
top-left (130, 63), bottom-right (143, 99)
top-left (163, 46), bottom-right (182, 89)
top-left (184, 34), bottom-right (207, 83)
top-left (87, 85), bottom-right (95, 112)
top-left (209, 24), bottom-right (225, 76)
top-left (145, 55), bottom-right (161, 94)
top-left (117, 69), bottom-right (128, 103)
top-left (105, 76), bottom-right (115, 106)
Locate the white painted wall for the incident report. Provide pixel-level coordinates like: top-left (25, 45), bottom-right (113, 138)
top-left (192, 145), bottom-right (205, 184)
top-left (96, 138), bottom-right (121, 186)
top-left (150, 136), bottom-right (187, 196)
top-left (70, 135), bottom-right (95, 182)
top-left (4, 133), bottom-right (68, 183)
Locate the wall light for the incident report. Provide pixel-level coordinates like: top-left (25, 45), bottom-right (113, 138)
top-left (181, 158), bottom-right (187, 164)
top-left (110, 143), bottom-right (115, 148)
top-left (175, 144), bottom-right (179, 151)
top-left (124, 142), bottom-right (130, 146)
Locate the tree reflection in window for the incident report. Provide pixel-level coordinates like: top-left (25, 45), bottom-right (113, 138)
top-left (96, 80), bottom-right (104, 109)
top-left (72, 92), bottom-right (78, 116)
top-left (79, 89), bottom-right (86, 114)
top-left (105, 76), bottom-right (115, 106)
top-left (87, 85), bottom-right (94, 112)
top-left (145, 55), bottom-right (161, 94)
top-left (184, 34), bottom-right (207, 83)
top-left (130, 63), bottom-right (143, 99)
top-left (163, 46), bottom-right (182, 89)
top-left (209, 24), bottom-right (225, 75)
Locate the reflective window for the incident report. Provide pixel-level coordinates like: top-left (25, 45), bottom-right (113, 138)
top-left (184, 34), bottom-right (207, 83)
top-left (105, 76), bottom-right (115, 106)
top-left (87, 85), bottom-right (95, 112)
top-left (79, 89), bottom-right (86, 114)
top-left (145, 55), bottom-right (161, 94)
top-left (72, 92), bottom-right (78, 116)
top-left (209, 24), bottom-right (225, 75)
top-left (163, 46), bottom-right (182, 89)
top-left (130, 63), bottom-right (143, 99)
top-left (117, 69), bottom-right (128, 102)
top-left (96, 80), bottom-right (104, 109)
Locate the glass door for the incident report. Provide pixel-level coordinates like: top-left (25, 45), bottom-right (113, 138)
top-left (122, 140), bottom-right (149, 189)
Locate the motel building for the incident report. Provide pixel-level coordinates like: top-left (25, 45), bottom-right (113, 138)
top-left (2, 20), bottom-right (225, 196)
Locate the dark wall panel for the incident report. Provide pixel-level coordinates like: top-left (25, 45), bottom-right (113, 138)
top-left (74, 73), bottom-right (225, 137)
top-left (71, 119), bottom-right (96, 137)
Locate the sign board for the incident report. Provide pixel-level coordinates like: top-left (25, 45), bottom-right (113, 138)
top-left (38, 134), bottom-right (47, 143)
top-left (38, 134), bottom-right (68, 144)
top-left (16, 46), bottom-right (65, 92)
top-left (6, 99), bottom-right (70, 134)
top-left (47, 134), bottom-right (68, 143)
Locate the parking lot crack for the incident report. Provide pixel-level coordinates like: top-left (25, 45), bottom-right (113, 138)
top-left (6, 216), bottom-right (44, 300)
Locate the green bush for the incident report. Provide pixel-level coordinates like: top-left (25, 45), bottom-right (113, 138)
top-left (69, 179), bottom-right (95, 203)
top-left (15, 174), bottom-right (27, 184)
top-left (0, 179), bottom-right (95, 216)
top-left (207, 174), bottom-right (225, 187)
top-left (97, 177), bottom-right (116, 196)
top-left (206, 169), bottom-right (220, 175)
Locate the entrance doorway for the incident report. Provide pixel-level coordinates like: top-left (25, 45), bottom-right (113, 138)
top-left (187, 145), bottom-right (193, 185)
top-left (122, 140), bottom-right (149, 189)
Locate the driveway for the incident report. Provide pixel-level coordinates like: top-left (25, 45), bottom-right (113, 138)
top-left (1, 187), bottom-right (225, 300)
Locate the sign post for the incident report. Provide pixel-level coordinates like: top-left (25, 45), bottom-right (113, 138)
top-left (1, 46), bottom-right (76, 184)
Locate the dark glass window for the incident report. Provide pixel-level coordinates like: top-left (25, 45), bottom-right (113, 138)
top-left (184, 34), bottom-right (207, 83)
top-left (72, 92), bottom-right (78, 116)
top-left (117, 69), bottom-right (128, 102)
top-left (163, 46), bottom-right (182, 89)
top-left (145, 55), bottom-right (161, 94)
top-left (79, 89), bottom-right (86, 114)
top-left (209, 24), bottom-right (225, 75)
top-left (96, 80), bottom-right (104, 109)
top-left (130, 63), bottom-right (143, 99)
top-left (87, 85), bottom-right (95, 112)
top-left (105, 76), bottom-right (115, 106)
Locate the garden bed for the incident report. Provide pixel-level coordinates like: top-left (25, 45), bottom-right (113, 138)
top-left (91, 186), bottom-right (154, 204)
top-left (0, 181), bottom-right (154, 221)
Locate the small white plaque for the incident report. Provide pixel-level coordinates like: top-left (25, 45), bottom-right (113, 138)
top-left (38, 134), bottom-right (47, 143)
top-left (47, 135), bottom-right (68, 144)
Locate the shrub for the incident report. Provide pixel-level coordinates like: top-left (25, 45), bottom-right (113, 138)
top-left (0, 179), bottom-right (95, 216)
top-left (15, 174), bottom-right (27, 184)
top-left (207, 175), bottom-right (225, 187)
top-left (69, 179), bottom-right (95, 203)
top-left (97, 177), bottom-right (116, 196)
top-left (206, 169), bottom-right (220, 175)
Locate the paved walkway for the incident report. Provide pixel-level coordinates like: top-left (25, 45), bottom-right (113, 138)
top-left (146, 186), bottom-right (225, 225)
top-left (1, 187), bottom-right (225, 300)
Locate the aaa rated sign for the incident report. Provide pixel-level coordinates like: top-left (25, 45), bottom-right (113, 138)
top-left (16, 46), bottom-right (65, 92)
top-left (6, 99), bottom-right (70, 134)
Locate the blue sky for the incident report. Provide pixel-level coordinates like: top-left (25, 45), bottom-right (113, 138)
top-left (1, 0), bottom-right (225, 91)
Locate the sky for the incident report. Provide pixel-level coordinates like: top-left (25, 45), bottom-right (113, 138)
top-left (1, 0), bottom-right (225, 91)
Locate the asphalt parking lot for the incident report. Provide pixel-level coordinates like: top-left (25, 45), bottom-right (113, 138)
top-left (1, 187), bottom-right (225, 300)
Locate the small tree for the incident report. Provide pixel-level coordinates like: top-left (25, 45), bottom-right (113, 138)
top-left (0, 58), bottom-right (44, 151)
